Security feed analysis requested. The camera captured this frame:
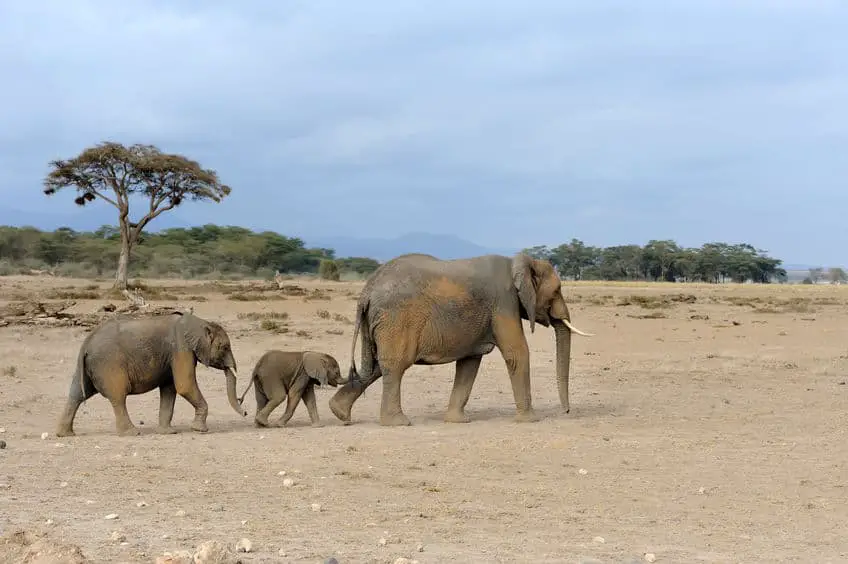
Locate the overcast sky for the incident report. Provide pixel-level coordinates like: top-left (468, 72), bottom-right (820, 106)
top-left (1, 1), bottom-right (846, 264)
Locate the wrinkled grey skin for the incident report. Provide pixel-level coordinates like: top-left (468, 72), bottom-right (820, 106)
top-left (55, 311), bottom-right (247, 437)
top-left (238, 350), bottom-right (346, 428)
top-left (328, 253), bottom-right (593, 426)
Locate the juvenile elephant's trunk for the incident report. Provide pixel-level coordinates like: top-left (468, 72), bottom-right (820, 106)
top-left (552, 320), bottom-right (572, 413)
top-left (224, 367), bottom-right (247, 417)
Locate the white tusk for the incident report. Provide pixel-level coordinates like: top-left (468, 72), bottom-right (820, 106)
top-left (562, 318), bottom-right (594, 337)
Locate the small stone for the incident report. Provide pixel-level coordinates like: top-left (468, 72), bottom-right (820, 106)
top-left (578, 468), bottom-right (588, 475)
top-left (136, 501), bottom-right (147, 508)
top-left (283, 478), bottom-right (295, 487)
top-left (323, 558), bottom-right (338, 564)
top-left (60, 481), bottom-right (68, 488)
top-left (645, 553), bottom-right (657, 562)
top-left (120, 542), bottom-right (129, 546)
top-left (311, 503), bottom-right (322, 512)
top-left (174, 509), bottom-right (186, 517)
top-left (378, 537), bottom-right (387, 546)
top-left (278, 549), bottom-right (287, 557)
top-left (40, 432), bottom-right (49, 440)
top-left (698, 487), bottom-right (706, 495)
top-left (277, 470), bottom-right (287, 476)
top-left (0, 427), bottom-right (5, 433)
top-left (593, 536), bottom-right (605, 543)
top-left (0, 440), bottom-right (6, 449)
top-left (45, 519), bottom-right (54, 525)
top-left (85, 500), bottom-right (94, 504)
top-left (104, 513), bottom-right (119, 520)
top-left (110, 531), bottom-right (126, 542)
top-left (236, 538), bottom-right (253, 553)
top-left (417, 543), bottom-right (424, 552)
top-left (393, 559), bottom-right (418, 564)
top-left (241, 520), bottom-right (247, 526)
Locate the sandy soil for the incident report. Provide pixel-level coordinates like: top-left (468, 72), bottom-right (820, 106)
top-left (1, 275), bottom-right (847, 563)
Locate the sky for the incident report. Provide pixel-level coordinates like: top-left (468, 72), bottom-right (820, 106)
top-left (1, 1), bottom-right (846, 265)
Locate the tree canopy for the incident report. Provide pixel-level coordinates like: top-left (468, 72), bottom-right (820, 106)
top-left (43, 141), bottom-right (232, 288)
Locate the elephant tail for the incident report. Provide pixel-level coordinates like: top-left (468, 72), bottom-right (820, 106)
top-left (237, 370), bottom-right (258, 406)
top-left (77, 348), bottom-right (89, 399)
top-left (347, 298), bottom-right (367, 383)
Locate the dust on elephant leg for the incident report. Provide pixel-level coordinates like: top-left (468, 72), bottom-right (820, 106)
top-left (156, 383), bottom-right (178, 434)
top-left (109, 396), bottom-right (141, 436)
top-left (378, 362), bottom-right (412, 426)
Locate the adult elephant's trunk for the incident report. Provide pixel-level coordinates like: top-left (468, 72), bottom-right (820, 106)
top-left (224, 367), bottom-right (248, 417)
top-left (552, 320), bottom-right (572, 413)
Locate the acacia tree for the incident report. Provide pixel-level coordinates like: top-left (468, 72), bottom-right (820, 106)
top-left (43, 142), bottom-right (232, 289)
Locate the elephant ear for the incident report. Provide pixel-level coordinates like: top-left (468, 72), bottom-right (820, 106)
top-left (301, 352), bottom-right (329, 386)
top-left (512, 254), bottom-right (538, 334)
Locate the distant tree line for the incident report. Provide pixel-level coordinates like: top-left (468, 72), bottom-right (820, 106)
top-left (0, 224), bottom-right (380, 280)
top-left (522, 239), bottom-right (787, 283)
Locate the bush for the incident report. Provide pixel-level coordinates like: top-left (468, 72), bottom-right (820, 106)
top-left (318, 259), bottom-right (341, 281)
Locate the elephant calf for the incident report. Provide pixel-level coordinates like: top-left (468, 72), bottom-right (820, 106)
top-left (56, 311), bottom-right (247, 437)
top-left (239, 350), bottom-right (346, 428)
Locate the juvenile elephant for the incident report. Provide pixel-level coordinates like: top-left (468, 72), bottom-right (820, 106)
top-left (328, 252), bottom-right (593, 426)
top-left (237, 350), bottom-right (346, 428)
top-left (55, 311), bottom-right (247, 437)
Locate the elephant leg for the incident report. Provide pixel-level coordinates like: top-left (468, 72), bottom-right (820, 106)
top-left (493, 316), bottom-right (538, 423)
top-left (301, 384), bottom-right (322, 427)
top-left (444, 355), bottom-right (483, 423)
top-left (328, 364), bottom-right (382, 424)
top-left (109, 394), bottom-right (141, 436)
top-left (378, 360), bottom-right (412, 426)
top-left (275, 376), bottom-right (309, 427)
top-left (156, 382), bottom-right (178, 434)
top-left (173, 353), bottom-right (209, 432)
top-left (55, 373), bottom-right (97, 437)
top-left (254, 389), bottom-right (285, 428)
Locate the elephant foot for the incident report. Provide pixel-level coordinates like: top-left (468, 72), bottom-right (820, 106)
top-left (379, 412), bottom-right (412, 427)
top-left (55, 426), bottom-right (75, 438)
top-left (328, 394), bottom-right (353, 425)
top-left (156, 425), bottom-right (178, 435)
top-left (191, 421), bottom-right (209, 433)
top-left (310, 421), bottom-right (324, 428)
top-left (513, 409), bottom-right (540, 423)
top-left (117, 425), bottom-right (142, 437)
top-left (444, 410), bottom-right (471, 424)
top-left (254, 418), bottom-right (270, 428)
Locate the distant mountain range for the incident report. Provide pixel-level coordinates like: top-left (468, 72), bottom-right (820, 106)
top-left (307, 232), bottom-right (517, 262)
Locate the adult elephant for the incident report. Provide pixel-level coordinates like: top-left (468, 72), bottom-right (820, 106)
top-left (55, 311), bottom-right (247, 437)
top-left (328, 252), bottom-right (593, 426)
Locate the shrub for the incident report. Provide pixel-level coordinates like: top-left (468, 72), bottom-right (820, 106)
top-left (318, 259), bottom-right (341, 281)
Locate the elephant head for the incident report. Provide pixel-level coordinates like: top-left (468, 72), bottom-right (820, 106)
top-left (301, 352), bottom-right (346, 387)
top-left (182, 315), bottom-right (247, 417)
top-left (511, 253), bottom-right (593, 413)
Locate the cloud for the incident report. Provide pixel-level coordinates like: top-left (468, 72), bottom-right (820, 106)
top-left (1, 1), bottom-right (847, 264)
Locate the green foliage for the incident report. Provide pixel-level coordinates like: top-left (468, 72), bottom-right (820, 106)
top-left (522, 239), bottom-right (788, 284)
top-left (0, 225), bottom-right (351, 279)
top-left (318, 259), bottom-right (341, 281)
top-left (336, 257), bottom-right (380, 275)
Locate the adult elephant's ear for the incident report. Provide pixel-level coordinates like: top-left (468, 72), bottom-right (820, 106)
top-left (301, 352), bottom-right (330, 386)
top-left (512, 253), bottom-right (537, 334)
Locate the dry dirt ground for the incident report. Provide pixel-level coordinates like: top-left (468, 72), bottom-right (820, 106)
top-left (1, 275), bottom-right (847, 563)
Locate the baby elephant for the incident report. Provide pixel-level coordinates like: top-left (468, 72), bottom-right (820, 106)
top-left (239, 350), bottom-right (347, 428)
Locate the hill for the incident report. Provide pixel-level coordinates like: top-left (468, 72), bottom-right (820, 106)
top-left (306, 232), bottom-right (517, 262)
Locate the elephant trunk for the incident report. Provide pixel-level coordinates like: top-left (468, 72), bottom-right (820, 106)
top-left (552, 320), bottom-right (572, 413)
top-left (224, 367), bottom-right (247, 417)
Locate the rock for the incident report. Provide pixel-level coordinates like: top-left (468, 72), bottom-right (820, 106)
top-left (193, 540), bottom-right (238, 563)
top-left (136, 501), bottom-right (148, 508)
top-left (174, 509), bottom-right (186, 517)
top-left (392, 558), bottom-right (419, 564)
top-left (278, 470), bottom-right (287, 476)
top-left (378, 537), bottom-right (387, 546)
top-left (41, 432), bottom-right (49, 440)
top-left (416, 543), bottom-right (424, 552)
top-left (60, 481), bottom-right (68, 488)
top-left (103, 513), bottom-right (119, 520)
top-left (236, 538), bottom-right (253, 553)
top-left (311, 502), bottom-right (322, 512)
top-left (110, 530), bottom-right (126, 543)
top-left (324, 558), bottom-right (339, 564)
top-left (0, 427), bottom-right (5, 433)
top-left (278, 548), bottom-right (287, 557)
top-left (0, 440), bottom-right (6, 449)
top-left (155, 550), bottom-right (193, 564)
top-left (45, 519), bottom-right (54, 525)
top-left (578, 468), bottom-right (588, 475)
top-left (644, 553), bottom-right (657, 562)
top-left (592, 536), bottom-right (605, 543)
top-left (283, 478), bottom-right (295, 487)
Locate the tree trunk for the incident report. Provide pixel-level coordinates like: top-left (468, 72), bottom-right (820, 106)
top-left (113, 213), bottom-right (133, 290)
